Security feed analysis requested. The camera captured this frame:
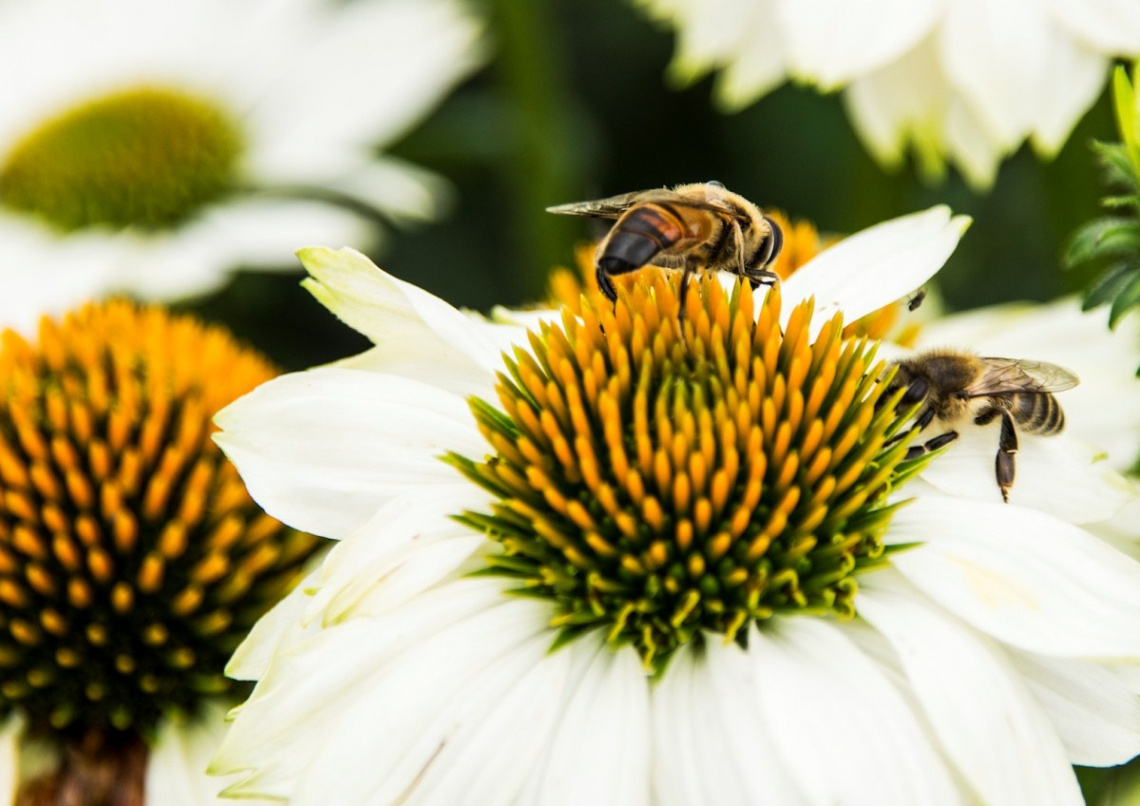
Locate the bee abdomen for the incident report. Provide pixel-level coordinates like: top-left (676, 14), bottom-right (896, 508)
top-left (1013, 392), bottom-right (1065, 435)
top-left (599, 205), bottom-right (684, 273)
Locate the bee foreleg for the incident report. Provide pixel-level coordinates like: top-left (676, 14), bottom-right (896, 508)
top-left (883, 401), bottom-right (935, 447)
top-left (676, 258), bottom-right (698, 341)
top-left (903, 430), bottom-right (959, 461)
top-left (744, 267), bottom-right (780, 289)
top-left (595, 265), bottom-right (618, 304)
top-left (995, 411), bottom-right (1018, 504)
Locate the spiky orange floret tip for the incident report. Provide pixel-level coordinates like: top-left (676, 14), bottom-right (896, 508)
top-left (548, 211), bottom-right (921, 345)
top-left (0, 300), bottom-right (319, 737)
top-left (448, 271), bottom-right (925, 672)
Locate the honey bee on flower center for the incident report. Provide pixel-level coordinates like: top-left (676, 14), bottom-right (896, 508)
top-left (547, 181), bottom-right (784, 319)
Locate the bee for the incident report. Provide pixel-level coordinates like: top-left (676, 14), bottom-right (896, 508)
top-left (885, 350), bottom-right (1079, 503)
top-left (547, 182), bottom-right (784, 317)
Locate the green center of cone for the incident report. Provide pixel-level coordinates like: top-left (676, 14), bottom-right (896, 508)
top-left (0, 87), bottom-right (243, 233)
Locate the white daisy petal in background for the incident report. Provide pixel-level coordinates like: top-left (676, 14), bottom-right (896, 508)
top-left (145, 705), bottom-right (278, 806)
top-left (0, 0), bottom-right (484, 330)
top-left (0, 716), bottom-right (18, 804)
top-left (210, 210), bottom-right (1140, 802)
top-left (641, 0), bottom-right (1140, 187)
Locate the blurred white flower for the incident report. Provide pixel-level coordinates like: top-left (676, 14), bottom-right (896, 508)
top-left (0, 0), bottom-right (483, 332)
top-left (640, 0), bottom-right (1140, 187)
top-left (207, 210), bottom-right (1140, 804)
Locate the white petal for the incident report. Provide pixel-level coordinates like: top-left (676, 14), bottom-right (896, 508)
top-left (1045, 0), bottom-right (1140, 55)
top-left (775, 0), bottom-right (939, 89)
top-left (213, 578), bottom-right (543, 801)
top-left (515, 642), bottom-right (650, 806)
top-left (185, 198), bottom-right (375, 272)
top-left (330, 157), bottom-right (454, 224)
top-left (299, 246), bottom-right (504, 395)
top-left (0, 215), bottom-right (123, 334)
top-left (748, 618), bottom-right (960, 805)
top-left (389, 633), bottom-right (576, 806)
top-left (304, 492), bottom-right (490, 625)
top-left (225, 568), bottom-right (320, 682)
top-left (1029, 35), bottom-right (1108, 156)
top-left (247, 0), bottom-right (484, 163)
top-left (886, 494), bottom-right (1140, 659)
top-left (943, 95), bottom-right (1008, 190)
top-left (938, 0), bottom-right (1048, 149)
top-left (843, 37), bottom-right (950, 173)
top-left (779, 205), bottom-right (970, 338)
top-left (0, 716), bottom-right (19, 806)
top-left (663, 0), bottom-right (759, 82)
top-left (147, 705), bottom-right (272, 805)
top-left (1009, 649), bottom-right (1140, 766)
top-left (213, 367), bottom-right (483, 539)
top-left (1092, 497), bottom-right (1140, 562)
top-left (711, 0), bottom-right (788, 110)
top-left (652, 641), bottom-right (807, 806)
top-left (284, 600), bottom-right (556, 805)
top-left (915, 426), bottom-right (1134, 524)
top-left (858, 577), bottom-right (1083, 805)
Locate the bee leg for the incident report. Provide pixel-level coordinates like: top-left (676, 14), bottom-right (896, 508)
top-left (676, 261), bottom-right (697, 343)
top-left (745, 267), bottom-right (780, 289)
top-left (595, 265), bottom-right (618, 304)
top-left (994, 411), bottom-right (1018, 504)
top-left (883, 395), bottom-right (934, 447)
top-left (903, 430), bottom-right (959, 460)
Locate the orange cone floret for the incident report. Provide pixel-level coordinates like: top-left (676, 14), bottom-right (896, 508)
top-left (450, 271), bottom-right (925, 671)
top-left (0, 301), bottom-right (318, 739)
top-left (547, 210), bottom-right (921, 347)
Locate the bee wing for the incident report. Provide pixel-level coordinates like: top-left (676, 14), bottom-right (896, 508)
top-left (546, 189), bottom-right (751, 221)
top-left (966, 357), bottom-right (1080, 397)
top-left (546, 189), bottom-right (661, 219)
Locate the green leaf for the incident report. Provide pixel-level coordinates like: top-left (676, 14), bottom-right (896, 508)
top-left (1108, 271), bottom-right (1140, 328)
top-left (1093, 141), bottom-right (1140, 190)
top-left (1113, 65), bottom-right (1140, 178)
top-left (1063, 217), bottom-right (1140, 268)
top-left (1083, 262), bottom-right (1140, 310)
top-left (1101, 194), bottom-right (1140, 209)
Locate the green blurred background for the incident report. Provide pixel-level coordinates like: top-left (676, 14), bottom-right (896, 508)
top-left (182, 0), bottom-right (1118, 372)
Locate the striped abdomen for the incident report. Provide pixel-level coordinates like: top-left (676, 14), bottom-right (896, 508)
top-left (1010, 392), bottom-right (1065, 435)
top-left (598, 204), bottom-right (694, 275)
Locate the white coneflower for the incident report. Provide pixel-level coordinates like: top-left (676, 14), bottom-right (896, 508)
top-left (0, 301), bottom-right (322, 803)
top-left (0, 0), bottom-right (482, 332)
top-left (208, 208), bottom-right (1140, 804)
top-left (639, 0), bottom-right (1140, 188)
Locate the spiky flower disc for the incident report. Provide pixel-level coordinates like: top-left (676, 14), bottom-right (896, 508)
top-left (0, 301), bottom-right (319, 737)
top-left (449, 271), bottom-right (919, 670)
